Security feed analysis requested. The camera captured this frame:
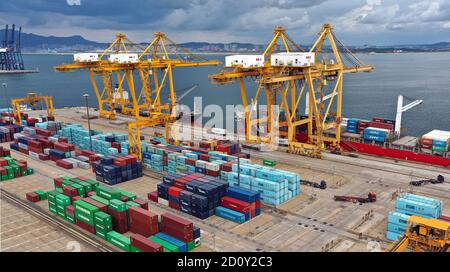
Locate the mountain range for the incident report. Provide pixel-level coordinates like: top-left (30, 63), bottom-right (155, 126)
top-left (1, 29), bottom-right (449, 53)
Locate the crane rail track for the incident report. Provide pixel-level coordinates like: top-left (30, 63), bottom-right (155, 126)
top-left (0, 189), bottom-right (117, 252)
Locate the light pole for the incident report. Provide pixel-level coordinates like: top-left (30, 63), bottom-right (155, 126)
top-left (83, 93), bottom-right (93, 151)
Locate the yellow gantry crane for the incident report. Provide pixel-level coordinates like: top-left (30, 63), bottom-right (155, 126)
top-left (55, 33), bottom-right (145, 119)
top-left (388, 216), bottom-right (450, 252)
top-left (11, 93), bottom-right (54, 125)
top-left (126, 32), bottom-right (220, 159)
top-left (55, 32), bottom-right (220, 159)
top-left (209, 24), bottom-right (373, 157)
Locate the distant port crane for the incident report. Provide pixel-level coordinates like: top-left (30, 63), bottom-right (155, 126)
top-left (209, 24), bottom-right (374, 158)
top-left (1, 24), bottom-right (25, 71)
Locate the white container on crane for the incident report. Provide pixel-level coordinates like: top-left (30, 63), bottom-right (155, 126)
top-left (271, 52), bottom-right (315, 67)
top-left (225, 55), bottom-right (265, 68)
top-left (73, 53), bottom-right (99, 62)
top-left (108, 53), bottom-right (139, 64)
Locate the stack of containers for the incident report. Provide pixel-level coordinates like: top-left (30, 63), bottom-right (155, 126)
top-left (216, 186), bottom-right (261, 223)
top-left (363, 127), bottom-right (390, 143)
top-left (386, 193), bottom-right (443, 241)
top-left (346, 118), bottom-right (360, 133)
top-left (421, 130), bottom-right (450, 152)
top-left (0, 124), bottom-right (23, 143)
top-left (93, 155), bottom-right (143, 185)
top-left (157, 173), bottom-right (227, 219)
top-left (0, 155), bottom-right (33, 181)
top-left (45, 179), bottom-right (202, 252)
top-left (225, 163), bottom-right (301, 205)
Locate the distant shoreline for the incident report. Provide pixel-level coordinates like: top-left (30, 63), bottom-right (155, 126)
top-left (21, 51), bottom-right (450, 56)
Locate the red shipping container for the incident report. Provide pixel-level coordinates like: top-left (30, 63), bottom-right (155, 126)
top-left (162, 224), bottom-right (194, 242)
top-left (133, 198), bottom-right (149, 210)
top-left (372, 117), bottom-right (384, 123)
top-left (130, 234), bottom-right (163, 252)
top-left (109, 208), bottom-right (128, 220)
top-left (54, 142), bottom-right (70, 152)
top-left (0, 158), bottom-right (7, 166)
top-left (65, 205), bottom-right (75, 217)
top-left (221, 196), bottom-right (251, 214)
top-left (148, 191), bottom-right (158, 203)
top-left (56, 160), bottom-right (73, 169)
top-left (75, 219), bottom-right (96, 234)
top-left (128, 207), bottom-right (159, 237)
top-left (54, 177), bottom-right (64, 187)
top-left (161, 212), bottom-right (193, 232)
top-left (82, 198), bottom-right (108, 213)
top-left (63, 185), bottom-right (79, 198)
top-left (206, 169), bottom-right (220, 177)
top-left (255, 200), bottom-right (261, 209)
top-left (169, 201), bottom-right (180, 210)
top-left (26, 192), bottom-right (40, 202)
top-left (369, 122), bottom-right (393, 131)
top-left (38, 154), bottom-right (50, 160)
top-left (168, 186), bottom-right (183, 197)
top-left (112, 218), bottom-right (129, 234)
top-left (81, 150), bottom-right (96, 156)
top-left (0, 168), bottom-right (6, 175)
top-left (114, 158), bottom-right (128, 167)
top-left (87, 191), bottom-right (96, 197)
top-left (199, 154), bottom-right (210, 161)
top-left (186, 158), bottom-right (196, 166)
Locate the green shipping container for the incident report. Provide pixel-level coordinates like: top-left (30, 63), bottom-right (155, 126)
top-left (84, 179), bottom-right (99, 188)
top-left (96, 230), bottom-right (107, 240)
top-left (57, 210), bottom-right (66, 219)
top-left (89, 195), bottom-right (109, 206)
top-left (1, 175), bottom-right (8, 181)
top-left (126, 201), bottom-right (140, 210)
top-left (77, 181), bottom-right (93, 192)
top-left (149, 236), bottom-right (179, 252)
top-left (94, 211), bottom-right (112, 225)
top-left (48, 204), bottom-right (57, 214)
top-left (27, 168), bottom-right (34, 175)
top-left (187, 241), bottom-right (195, 251)
top-left (109, 199), bottom-right (126, 212)
top-left (47, 190), bottom-right (60, 202)
top-left (263, 159), bottom-right (276, 167)
top-left (70, 177), bottom-right (82, 183)
top-left (55, 187), bottom-right (63, 193)
top-left (130, 246), bottom-right (143, 252)
top-left (66, 216), bottom-right (76, 224)
top-left (62, 180), bottom-right (74, 187)
top-left (75, 211), bottom-right (94, 225)
top-left (74, 200), bottom-right (99, 215)
top-left (35, 190), bottom-right (47, 201)
top-left (21, 170), bottom-right (28, 176)
top-left (94, 223), bottom-right (112, 233)
top-left (117, 189), bottom-right (137, 201)
top-left (96, 186), bottom-right (121, 200)
top-left (71, 183), bottom-right (86, 197)
top-left (56, 194), bottom-right (71, 206)
top-left (107, 231), bottom-right (131, 252)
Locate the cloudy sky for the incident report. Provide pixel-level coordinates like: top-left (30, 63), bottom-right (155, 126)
top-left (0, 0), bottom-right (449, 45)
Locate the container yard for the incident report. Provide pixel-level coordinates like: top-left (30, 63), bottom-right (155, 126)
top-left (1, 18), bottom-right (449, 255)
top-left (1, 107), bottom-right (449, 253)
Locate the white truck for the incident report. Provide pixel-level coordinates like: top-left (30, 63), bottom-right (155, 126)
top-left (108, 53), bottom-right (139, 64)
top-left (271, 52), bottom-right (315, 67)
top-left (73, 53), bottom-right (99, 62)
top-left (225, 55), bottom-right (265, 68)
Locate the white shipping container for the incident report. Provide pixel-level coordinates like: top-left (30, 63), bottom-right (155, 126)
top-left (271, 52), bottom-right (315, 67)
top-left (74, 53), bottom-right (99, 63)
top-left (108, 53), bottom-right (139, 64)
top-left (205, 162), bottom-right (220, 171)
top-left (225, 55), bottom-right (265, 68)
top-left (195, 160), bottom-right (206, 168)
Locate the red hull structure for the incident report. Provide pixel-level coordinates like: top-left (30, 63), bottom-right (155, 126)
top-left (341, 141), bottom-right (450, 167)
